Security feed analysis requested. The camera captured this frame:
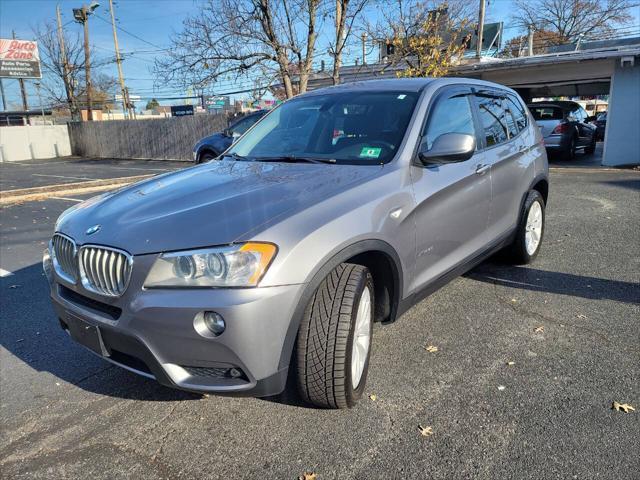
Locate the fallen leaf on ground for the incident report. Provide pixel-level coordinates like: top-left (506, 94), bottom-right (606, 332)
top-left (534, 326), bottom-right (544, 333)
top-left (368, 394), bottom-right (377, 401)
top-left (9, 285), bottom-right (21, 289)
top-left (576, 314), bottom-right (587, 319)
top-left (497, 385), bottom-right (506, 391)
top-left (425, 345), bottom-right (438, 353)
top-left (511, 298), bottom-right (517, 303)
top-left (506, 361), bottom-right (515, 366)
top-left (612, 402), bottom-right (635, 413)
top-left (299, 472), bottom-right (317, 480)
top-left (418, 425), bottom-right (433, 437)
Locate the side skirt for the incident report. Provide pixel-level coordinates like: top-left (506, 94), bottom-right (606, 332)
top-left (394, 230), bottom-right (515, 321)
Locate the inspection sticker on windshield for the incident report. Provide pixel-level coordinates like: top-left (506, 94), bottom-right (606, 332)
top-left (360, 147), bottom-right (382, 158)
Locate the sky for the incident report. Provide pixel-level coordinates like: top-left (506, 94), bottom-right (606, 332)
top-left (1, 0), bottom-right (639, 110)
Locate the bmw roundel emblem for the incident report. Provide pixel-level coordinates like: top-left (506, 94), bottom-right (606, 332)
top-left (86, 224), bottom-right (101, 235)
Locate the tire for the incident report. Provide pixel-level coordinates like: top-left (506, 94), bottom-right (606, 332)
top-left (584, 136), bottom-right (596, 155)
top-left (197, 151), bottom-right (217, 164)
top-left (562, 136), bottom-right (576, 160)
top-left (503, 190), bottom-right (545, 265)
top-left (296, 263), bottom-right (374, 409)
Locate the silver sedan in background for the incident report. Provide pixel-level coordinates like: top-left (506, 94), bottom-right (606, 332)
top-left (528, 101), bottom-right (597, 160)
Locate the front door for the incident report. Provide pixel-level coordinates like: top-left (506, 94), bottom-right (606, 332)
top-left (409, 87), bottom-right (492, 294)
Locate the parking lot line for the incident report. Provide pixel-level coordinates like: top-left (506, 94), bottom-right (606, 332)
top-left (50, 196), bottom-right (84, 202)
top-left (32, 174), bottom-right (92, 181)
top-left (108, 166), bottom-right (176, 172)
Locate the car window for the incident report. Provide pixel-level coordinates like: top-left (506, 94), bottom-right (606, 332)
top-left (597, 112), bottom-right (607, 121)
top-left (579, 107), bottom-right (589, 122)
top-left (228, 91), bottom-right (420, 165)
top-left (476, 94), bottom-right (509, 146)
top-left (421, 91), bottom-right (476, 151)
top-left (506, 94), bottom-right (527, 133)
top-left (529, 106), bottom-right (564, 121)
top-left (231, 114), bottom-right (262, 135)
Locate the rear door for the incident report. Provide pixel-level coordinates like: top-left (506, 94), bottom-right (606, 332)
top-left (409, 86), bottom-right (492, 293)
top-left (474, 89), bottom-right (533, 240)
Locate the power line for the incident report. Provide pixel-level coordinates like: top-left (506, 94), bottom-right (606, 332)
top-left (93, 13), bottom-right (169, 50)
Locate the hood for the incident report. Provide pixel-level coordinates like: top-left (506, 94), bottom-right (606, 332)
top-left (56, 160), bottom-right (381, 255)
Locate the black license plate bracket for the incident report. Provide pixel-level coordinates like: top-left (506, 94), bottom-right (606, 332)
top-left (66, 313), bottom-right (111, 357)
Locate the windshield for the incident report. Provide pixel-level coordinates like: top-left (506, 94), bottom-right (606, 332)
top-left (227, 91), bottom-right (420, 165)
top-left (529, 106), bottom-right (564, 121)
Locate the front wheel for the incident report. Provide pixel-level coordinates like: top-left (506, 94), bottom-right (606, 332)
top-left (562, 136), bottom-right (576, 160)
top-left (296, 263), bottom-right (373, 409)
top-left (504, 190), bottom-right (545, 264)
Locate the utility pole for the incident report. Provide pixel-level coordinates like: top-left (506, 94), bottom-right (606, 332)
top-left (56, 5), bottom-right (75, 118)
top-left (12, 31), bottom-right (29, 111)
top-left (82, 6), bottom-right (92, 121)
top-left (0, 79), bottom-right (6, 111)
top-left (527, 24), bottom-right (534, 56)
top-left (73, 3), bottom-right (99, 121)
top-left (475, 0), bottom-right (486, 59)
top-left (108, 0), bottom-right (131, 118)
top-left (362, 32), bottom-right (367, 66)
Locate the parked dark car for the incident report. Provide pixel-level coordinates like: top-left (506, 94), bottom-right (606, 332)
top-left (528, 101), bottom-right (597, 160)
top-left (193, 110), bottom-right (267, 163)
top-left (592, 111), bottom-right (607, 141)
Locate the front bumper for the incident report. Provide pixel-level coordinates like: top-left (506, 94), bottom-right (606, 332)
top-left (48, 252), bottom-right (305, 397)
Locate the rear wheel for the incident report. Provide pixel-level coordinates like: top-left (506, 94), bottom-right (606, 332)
top-left (296, 263), bottom-right (373, 409)
top-left (503, 190), bottom-right (545, 264)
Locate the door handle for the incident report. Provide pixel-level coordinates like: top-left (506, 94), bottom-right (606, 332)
top-left (475, 164), bottom-right (490, 175)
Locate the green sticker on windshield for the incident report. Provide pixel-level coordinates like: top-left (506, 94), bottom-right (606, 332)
top-left (360, 147), bottom-right (382, 158)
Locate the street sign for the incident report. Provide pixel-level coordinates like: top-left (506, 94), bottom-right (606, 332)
top-left (171, 105), bottom-right (194, 116)
top-left (204, 95), bottom-right (229, 111)
top-left (0, 38), bottom-right (41, 79)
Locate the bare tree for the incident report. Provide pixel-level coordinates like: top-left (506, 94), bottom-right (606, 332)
top-left (512, 0), bottom-right (634, 42)
top-left (500, 29), bottom-right (566, 57)
top-left (33, 21), bottom-right (115, 116)
top-left (155, 0), bottom-right (322, 99)
top-left (329, 0), bottom-right (369, 85)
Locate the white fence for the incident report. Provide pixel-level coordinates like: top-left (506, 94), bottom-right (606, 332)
top-left (0, 125), bottom-right (72, 162)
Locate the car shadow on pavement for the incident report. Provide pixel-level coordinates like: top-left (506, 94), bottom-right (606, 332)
top-left (0, 263), bottom-right (200, 402)
top-left (467, 262), bottom-right (640, 305)
top-left (600, 178), bottom-right (640, 191)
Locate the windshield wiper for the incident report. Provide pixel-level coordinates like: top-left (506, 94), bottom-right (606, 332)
top-left (221, 152), bottom-right (250, 161)
top-left (252, 155), bottom-right (337, 164)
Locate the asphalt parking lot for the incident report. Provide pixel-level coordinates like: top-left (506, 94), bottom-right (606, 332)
top-left (1, 158), bottom-right (639, 479)
top-left (0, 157), bottom-right (186, 191)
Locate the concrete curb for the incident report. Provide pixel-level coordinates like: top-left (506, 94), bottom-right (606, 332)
top-left (0, 174), bottom-right (153, 206)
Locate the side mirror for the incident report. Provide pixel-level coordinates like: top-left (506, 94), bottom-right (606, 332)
top-left (223, 128), bottom-right (233, 137)
top-left (418, 133), bottom-right (476, 165)
top-left (586, 115), bottom-right (597, 123)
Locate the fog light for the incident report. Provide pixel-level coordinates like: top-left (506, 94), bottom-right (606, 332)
top-left (203, 311), bottom-right (225, 336)
top-left (229, 368), bottom-right (242, 378)
top-left (42, 248), bottom-right (53, 282)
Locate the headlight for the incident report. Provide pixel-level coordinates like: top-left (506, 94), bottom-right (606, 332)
top-left (144, 242), bottom-right (277, 288)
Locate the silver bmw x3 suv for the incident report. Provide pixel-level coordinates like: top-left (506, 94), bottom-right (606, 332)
top-left (45, 78), bottom-right (549, 409)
